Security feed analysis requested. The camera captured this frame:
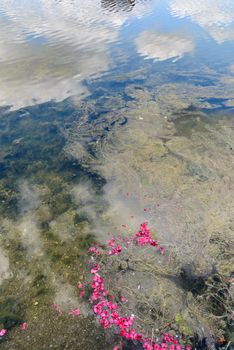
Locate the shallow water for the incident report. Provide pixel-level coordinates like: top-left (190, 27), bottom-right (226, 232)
top-left (0, 0), bottom-right (233, 349)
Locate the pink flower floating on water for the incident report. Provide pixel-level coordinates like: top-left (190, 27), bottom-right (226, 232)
top-left (0, 329), bottom-right (7, 337)
top-left (120, 296), bottom-right (127, 303)
top-left (77, 282), bottom-right (83, 289)
top-left (70, 308), bottom-right (80, 317)
top-left (91, 264), bottom-right (100, 274)
top-left (113, 346), bottom-right (122, 350)
top-left (77, 281), bottom-right (85, 298)
top-left (86, 222), bottom-right (190, 350)
top-left (79, 290), bottom-right (85, 298)
top-left (53, 303), bottom-right (81, 319)
top-left (89, 246), bottom-right (100, 256)
top-left (21, 323), bottom-right (27, 330)
top-left (136, 222), bottom-right (159, 249)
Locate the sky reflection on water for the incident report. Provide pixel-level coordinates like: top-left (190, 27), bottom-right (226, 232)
top-left (0, 0), bottom-right (233, 109)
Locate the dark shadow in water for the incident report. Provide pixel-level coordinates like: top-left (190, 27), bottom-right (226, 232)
top-left (101, 0), bottom-right (136, 12)
top-left (0, 98), bottom-right (108, 219)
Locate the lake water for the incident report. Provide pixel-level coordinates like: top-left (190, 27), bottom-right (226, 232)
top-left (0, 1), bottom-right (233, 349)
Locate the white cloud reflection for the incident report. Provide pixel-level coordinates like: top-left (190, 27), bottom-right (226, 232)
top-left (135, 31), bottom-right (194, 62)
top-left (0, 246), bottom-right (11, 285)
top-left (170, 0), bottom-right (234, 43)
top-left (0, 0), bottom-right (152, 109)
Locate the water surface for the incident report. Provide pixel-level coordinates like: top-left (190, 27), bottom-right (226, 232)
top-left (0, 1), bottom-right (233, 349)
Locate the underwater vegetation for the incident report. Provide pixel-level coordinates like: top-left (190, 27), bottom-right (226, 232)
top-left (61, 85), bottom-right (233, 348)
top-left (0, 68), bottom-right (233, 350)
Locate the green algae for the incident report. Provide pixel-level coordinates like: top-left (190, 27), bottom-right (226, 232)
top-left (62, 85), bottom-right (233, 344)
top-left (175, 314), bottom-right (193, 337)
top-left (0, 78), bottom-right (233, 348)
top-left (0, 105), bottom-right (102, 345)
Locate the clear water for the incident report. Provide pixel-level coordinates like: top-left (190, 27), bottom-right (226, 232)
top-left (0, 1), bottom-right (233, 349)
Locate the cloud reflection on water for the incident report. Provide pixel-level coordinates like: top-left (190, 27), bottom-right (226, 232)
top-left (0, 246), bottom-right (11, 285)
top-left (170, 0), bottom-right (234, 43)
top-left (0, 0), bottom-right (152, 109)
top-left (135, 31), bottom-right (195, 62)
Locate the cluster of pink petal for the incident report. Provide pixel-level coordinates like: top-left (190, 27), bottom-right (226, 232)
top-left (88, 222), bottom-right (189, 350)
top-left (90, 269), bottom-right (139, 336)
top-left (142, 342), bottom-right (191, 350)
top-left (89, 246), bottom-right (100, 256)
top-left (89, 266), bottom-right (189, 349)
top-left (77, 281), bottom-right (85, 298)
top-left (135, 222), bottom-right (165, 254)
top-left (106, 222), bottom-right (165, 255)
top-left (70, 308), bottom-right (81, 317)
top-left (53, 304), bottom-right (81, 318)
top-left (107, 237), bottom-right (122, 256)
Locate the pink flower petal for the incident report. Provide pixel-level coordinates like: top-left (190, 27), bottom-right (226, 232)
top-left (0, 329), bottom-right (7, 337)
top-left (21, 322), bottom-right (27, 330)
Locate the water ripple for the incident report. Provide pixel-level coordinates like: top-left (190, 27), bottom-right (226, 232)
top-left (0, 0), bottom-right (153, 109)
